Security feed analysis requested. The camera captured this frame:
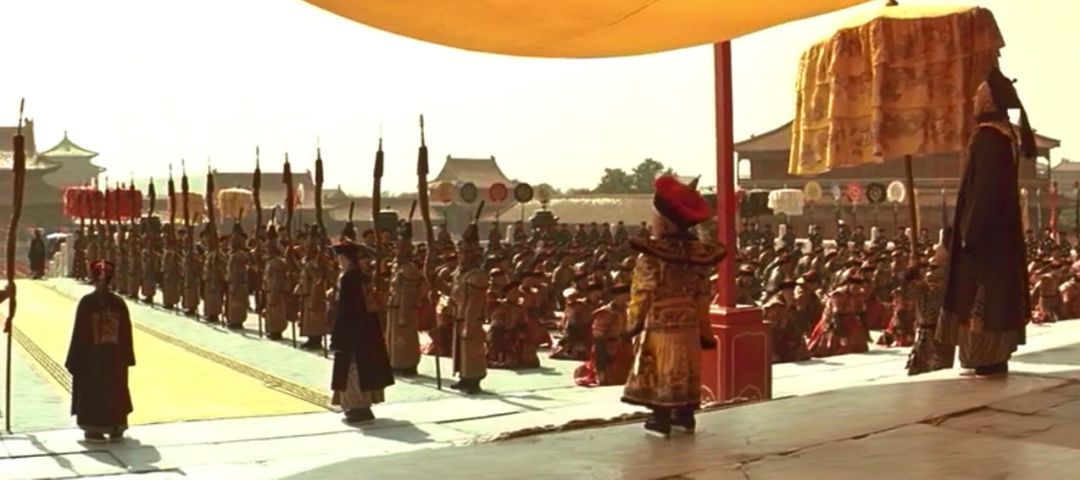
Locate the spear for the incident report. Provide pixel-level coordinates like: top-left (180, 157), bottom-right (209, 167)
top-left (315, 145), bottom-right (325, 238)
top-left (283, 153), bottom-right (297, 348)
top-left (415, 115), bottom-right (441, 389)
top-left (148, 178), bottom-right (157, 219)
top-left (206, 165), bottom-right (218, 250)
top-left (253, 148), bottom-right (264, 338)
top-left (168, 165), bottom-right (177, 225)
top-left (4, 99), bottom-right (26, 432)
top-left (348, 201), bottom-right (355, 224)
top-left (253, 147), bottom-right (262, 240)
top-left (181, 160), bottom-right (191, 230)
top-left (372, 135), bottom-right (384, 297)
top-left (284, 153), bottom-right (294, 241)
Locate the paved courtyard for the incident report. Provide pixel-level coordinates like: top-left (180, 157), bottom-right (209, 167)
top-left (3, 278), bottom-right (1080, 478)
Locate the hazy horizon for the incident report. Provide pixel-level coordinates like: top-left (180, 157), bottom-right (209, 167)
top-left (3, 0), bottom-right (1076, 195)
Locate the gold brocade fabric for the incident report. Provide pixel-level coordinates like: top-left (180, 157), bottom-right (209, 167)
top-left (790, 6), bottom-right (1005, 176)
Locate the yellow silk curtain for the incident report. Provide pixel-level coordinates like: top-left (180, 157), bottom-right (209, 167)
top-left (789, 6), bottom-right (1005, 176)
top-left (303, 0), bottom-right (865, 58)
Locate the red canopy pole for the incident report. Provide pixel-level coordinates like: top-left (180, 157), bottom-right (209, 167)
top-left (704, 42), bottom-right (771, 405)
top-left (713, 41), bottom-right (736, 306)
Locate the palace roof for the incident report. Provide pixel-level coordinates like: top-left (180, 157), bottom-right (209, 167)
top-left (431, 156), bottom-right (513, 188)
top-left (40, 132), bottom-right (99, 159)
top-left (737, 121), bottom-right (1061, 157)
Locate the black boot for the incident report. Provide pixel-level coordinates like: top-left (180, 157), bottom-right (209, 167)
top-left (83, 432), bottom-right (106, 443)
top-left (268, 332), bottom-right (283, 341)
top-left (462, 379), bottom-right (483, 395)
top-left (301, 336), bottom-right (323, 350)
top-left (975, 362), bottom-right (1009, 378)
top-left (394, 367), bottom-right (419, 377)
top-left (672, 406), bottom-right (696, 433)
top-left (644, 408), bottom-right (671, 438)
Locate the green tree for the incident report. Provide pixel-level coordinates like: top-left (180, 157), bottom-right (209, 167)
top-left (594, 168), bottom-right (634, 193)
top-left (629, 158), bottom-right (673, 193)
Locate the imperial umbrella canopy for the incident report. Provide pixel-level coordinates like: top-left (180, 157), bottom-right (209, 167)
top-left (788, 3), bottom-right (1006, 253)
top-left (302, 0), bottom-right (864, 58)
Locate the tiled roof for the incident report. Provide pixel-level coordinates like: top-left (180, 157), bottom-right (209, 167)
top-left (39, 132), bottom-right (98, 158)
top-left (431, 156), bottom-right (513, 188)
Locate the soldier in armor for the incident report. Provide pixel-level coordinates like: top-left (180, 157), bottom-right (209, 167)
top-left (225, 223), bottom-right (250, 330)
top-left (127, 227), bottom-right (143, 299)
top-left (297, 228), bottom-right (331, 349)
top-left (114, 227), bottom-right (129, 295)
top-left (807, 269), bottom-right (870, 357)
top-left (160, 226), bottom-right (182, 309)
top-left (450, 221), bottom-right (489, 394)
top-left (574, 284), bottom-right (633, 386)
top-left (878, 264), bottom-right (924, 347)
top-left (765, 278), bottom-right (810, 363)
top-left (262, 227), bottom-right (289, 340)
top-left (202, 236), bottom-right (227, 323)
top-left (386, 233), bottom-right (422, 376)
top-left (550, 283), bottom-right (601, 361)
top-left (1060, 271), bottom-right (1080, 320)
top-left (141, 225), bottom-right (161, 304)
top-left (181, 229), bottom-right (202, 317)
top-left (72, 227), bottom-right (89, 280)
top-left (1031, 265), bottom-right (1061, 324)
top-left (622, 175), bottom-right (723, 437)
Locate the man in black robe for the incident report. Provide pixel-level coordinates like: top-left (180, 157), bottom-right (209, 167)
top-left (936, 66), bottom-right (1035, 378)
top-left (29, 229), bottom-right (46, 279)
top-left (65, 260), bottom-right (135, 442)
top-left (330, 241), bottom-right (394, 423)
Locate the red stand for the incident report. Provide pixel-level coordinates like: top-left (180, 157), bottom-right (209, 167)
top-left (701, 305), bottom-right (771, 403)
top-left (702, 42), bottom-right (771, 404)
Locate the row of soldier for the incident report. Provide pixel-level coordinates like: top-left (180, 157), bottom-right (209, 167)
top-left (64, 215), bottom-right (652, 393)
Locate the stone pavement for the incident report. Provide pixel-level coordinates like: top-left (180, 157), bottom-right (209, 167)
top-left (6, 278), bottom-right (1080, 478)
top-left (294, 341), bottom-right (1080, 480)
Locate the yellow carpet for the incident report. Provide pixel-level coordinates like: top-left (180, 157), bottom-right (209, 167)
top-left (13, 281), bottom-right (324, 425)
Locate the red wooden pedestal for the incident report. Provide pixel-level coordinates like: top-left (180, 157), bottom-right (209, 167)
top-left (701, 305), bottom-right (770, 404)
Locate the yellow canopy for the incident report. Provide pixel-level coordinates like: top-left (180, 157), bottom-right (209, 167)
top-left (303, 0), bottom-right (867, 58)
top-left (789, 5), bottom-right (1005, 176)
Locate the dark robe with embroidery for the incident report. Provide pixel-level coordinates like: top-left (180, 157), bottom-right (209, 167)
top-left (942, 127), bottom-right (1029, 339)
top-left (330, 268), bottom-right (395, 392)
top-left (65, 290), bottom-right (135, 430)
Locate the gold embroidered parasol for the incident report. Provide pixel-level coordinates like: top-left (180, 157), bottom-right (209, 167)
top-left (789, 2), bottom-right (1006, 247)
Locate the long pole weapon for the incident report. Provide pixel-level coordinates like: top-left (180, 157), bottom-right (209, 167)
top-left (284, 153), bottom-right (297, 348)
top-left (4, 99), bottom-right (27, 433)
top-left (168, 165), bottom-right (177, 226)
top-left (254, 147), bottom-right (264, 338)
top-left (315, 144), bottom-right (327, 357)
top-left (372, 136), bottom-right (385, 314)
top-left (416, 115), bottom-right (442, 389)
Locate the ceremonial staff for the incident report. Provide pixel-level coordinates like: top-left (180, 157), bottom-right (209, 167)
top-left (415, 115), bottom-right (442, 389)
top-left (284, 154), bottom-right (294, 240)
top-left (4, 100), bottom-right (27, 433)
top-left (348, 201), bottom-right (355, 226)
top-left (168, 165), bottom-right (177, 225)
top-left (372, 136), bottom-right (385, 306)
top-left (206, 166), bottom-right (219, 249)
top-left (283, 153), bottom-right (297, 348)
top-left (181, 160), bottom-right (190, 229)
top-left (254, 148), bottom-right (263, 235)
top-left (254, 148), bottom-right (264, 338)
top-left (315, 145), bottom-right (327, 357)
top-left (148, 178), bottom-right (157, 224)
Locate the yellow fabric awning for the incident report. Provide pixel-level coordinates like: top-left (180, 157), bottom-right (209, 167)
top-left (789, 5), bottom-right (1005, 176)
top-left (303, 0), bottom-right (867, 58)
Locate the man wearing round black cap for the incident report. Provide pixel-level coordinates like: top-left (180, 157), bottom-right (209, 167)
top-left (936, 67), bottom-right (1034, 379)
top-left (574, 284), bottom-right (632, 387)
top-left (765, 277), bottom-right (809, 363)
top-left (621, 175), bottom-right (724, 437)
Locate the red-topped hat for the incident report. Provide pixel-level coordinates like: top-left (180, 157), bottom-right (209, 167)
top-left (652, 175), bottom-right (711, 229)
top-left (90, 260), bottom-right (115, 278)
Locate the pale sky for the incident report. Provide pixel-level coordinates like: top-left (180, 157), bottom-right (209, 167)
top-left (2, 0), bottom-right (1076, 195)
